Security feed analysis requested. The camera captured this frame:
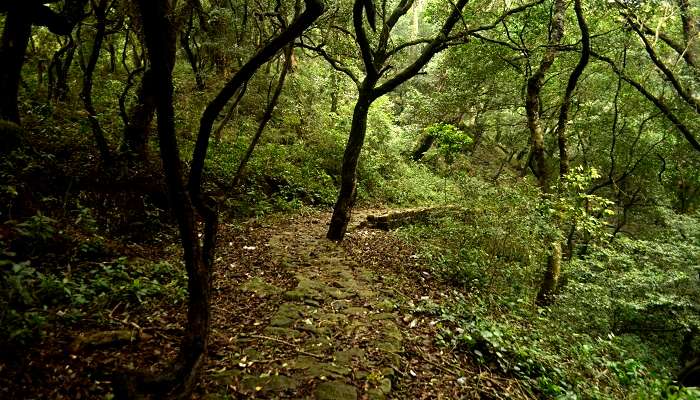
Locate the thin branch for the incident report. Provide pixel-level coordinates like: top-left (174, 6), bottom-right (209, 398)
top-left (297, 41), bottom-right (360, 85)
top-left (627, 16), bottom-right (700, 113)
top-left (591, 50), bottom-right (700, 152)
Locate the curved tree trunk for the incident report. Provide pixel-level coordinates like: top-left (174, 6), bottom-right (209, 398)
top-left (78, 0), bottom-right (112, 164)
top-left (232, 47), bottom-right (292, 187)
top-left (0, 2), bottom-right (73, 123)
top-left (327, 91), bottom-right (372, 240)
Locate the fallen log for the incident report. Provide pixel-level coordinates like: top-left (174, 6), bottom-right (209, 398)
top-left (363, 206), bottom-right (462, 230)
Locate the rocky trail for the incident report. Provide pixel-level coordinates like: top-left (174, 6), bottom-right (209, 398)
top-left (200, 209), bottom-right (526, 399)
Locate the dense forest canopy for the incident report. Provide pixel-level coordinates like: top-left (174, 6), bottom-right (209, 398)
top-left (1, 0), bottom-right (700, 398)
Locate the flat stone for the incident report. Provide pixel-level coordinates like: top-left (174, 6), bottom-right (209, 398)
top-left (298, 322), bottom-right (330, 336)
top-left (306, 363), bottom-right (351, 378)
top-left (316, 312), bottom-right (346, 326)
top-left (242, 348), bottom-right (262, 361)
top-left (239, 374), bottom-right (299, 394)
top-left (304, 299), bottom-right (321, 307)
top-left (372, 299), bottom-right (396, 311)
top-left (333, 348), bottom-right (365, 365)
top-left (376, 340), bottom-right (401, 353)
top-left (343, 307), bottom-right (368, 316)
top-left (370, 313), bottom-right (396, 321)
top-left (315, 381), bottom-right (357, 400)
top-left (210, 370), bottom-right (242, 385)
top-left (325, 287), bottom-right (354, 300)
top-left (241, 277), bottom-right (283, 297)
top-left (378, 320), bottom-right (402, 341)
top-left (263, 327), bottom-right (302, 338)
top-left (284, 290), bottom-right (306, 301)
top-left (270, 303), bottom-right (304, 327)
top-left (366, 388), bottom-right (386, 400)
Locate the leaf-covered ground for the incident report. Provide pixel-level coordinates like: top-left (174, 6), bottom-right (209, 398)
top-left (1, 209), bottom-right (527, 399)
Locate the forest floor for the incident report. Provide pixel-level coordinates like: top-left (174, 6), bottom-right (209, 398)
top-left (2, 208), bottom-right (528, 399)
top-left (199, 209), bottom-right (527, 399)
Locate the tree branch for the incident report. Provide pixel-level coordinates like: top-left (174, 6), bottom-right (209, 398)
top-left (297, 41), bottom-right (360, 85)
top-left (627, 15), bottom-right (700, 113)
top-left (372, 0), bottom-right (468, 99)
top-left (353, 0), bottom-right (377, 78)
top-left (591, 51), bottom-right (700, 152)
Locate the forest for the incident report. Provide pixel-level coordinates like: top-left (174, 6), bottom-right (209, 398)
top-left (1, 0), bottom-right (699, 398)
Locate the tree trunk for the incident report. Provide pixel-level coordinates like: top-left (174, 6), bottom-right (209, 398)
top-left (48, 38), bottom-right (77, 101)
top-left (525, 0), bottom-right (566, 189)
top-left (79, 0), bottom-right (112, 164)
top-left (327, 91), bottom-right (372, 240)
top-left (555, 0), bottom-right (590, 179)
top-left (117, 0), bottom-right (217, 398)
top-left (121, 69), bottom-right (157, 158)
top-left (536, 242), bottom-right (562, 306)
top-left (0, 7), bottom-right (33, 123)
top-left (412, 133), bottom-right (435, 161)
top-left (678, 0), bottom-right (699, 68)
top-left (181, 11), bottom-right (205, 90)
top-left (232, 47), bottom-right (292, 187)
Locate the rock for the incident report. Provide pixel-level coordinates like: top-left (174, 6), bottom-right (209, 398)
top-left (270, 303), bottom-right (304, 327)
top-left (314, 381), bottom-right (357, 400)
top-left (239, 374), bottom-right (299, 394)
top-left (263, 327), bottom-right (302, 338)
top-left (370, 313), bottom-right (396, 321)
top-left (373, 299), bottom-right (396, 311)
top-left (241, 277), bottom-right (283, 297)
top-left (366, 388), bottom-right (386, 400)
top-left (333, 348), bottom-right (366, 365)
top-left (342, 307), bottom-right (368, 316)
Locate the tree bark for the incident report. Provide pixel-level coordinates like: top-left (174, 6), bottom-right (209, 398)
top-left (0, 7), bottom-right (33, 123)
top-left (118, 0), bottom-right (217, 398)
top-left (188, 0), bottom-right (325, 199)
top-left (327, 91), bottom-right (372, 240)
top-left (555, 0), bottom-right (589, 179)
top-left (0, 2), bottom-right (74, 123)
top-left (181, 10), bottom-right (205, 90)
top-left (326, 0), bottom-right (470, 241)
top-left (48, 38), bottom-right (77, 101)
top-left (536, 242), bottom-right (562, 306)
top-left (79, 0), bottom-right (112, 164)
top-left (232, 47), bottom-right (292, 187)
top-left (525, 0), bottom-right (566, 189)
top-left (121, 69), bottom-right (157, 158)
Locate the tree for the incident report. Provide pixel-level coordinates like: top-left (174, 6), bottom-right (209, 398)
top-left (118, 0), bottom-right (325, 397)
top-left (0, 1), bottom-right (75, 123)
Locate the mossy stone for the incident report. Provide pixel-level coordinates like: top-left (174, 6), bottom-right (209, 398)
top-left (241, 277), bottom-right (283, 297)
top-left (239, 374), bottom-right (299, 394)
top-left (314, 381), bottom-right (357, 400)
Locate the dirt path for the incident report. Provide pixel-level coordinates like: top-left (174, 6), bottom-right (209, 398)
top-left (202, 209), bottom-right (525, 399)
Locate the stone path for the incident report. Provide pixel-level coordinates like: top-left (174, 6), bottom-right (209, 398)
top-left (214, 212), bottom-right (406, 399)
